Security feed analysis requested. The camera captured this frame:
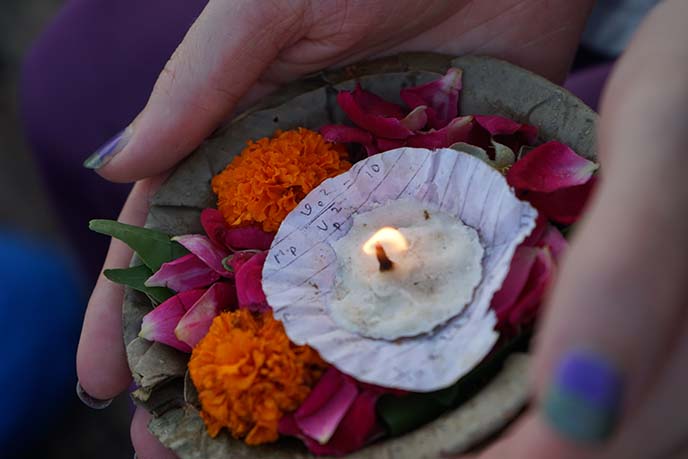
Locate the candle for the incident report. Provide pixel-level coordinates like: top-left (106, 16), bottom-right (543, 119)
top-left (329, 198), bottom-right (484, 341)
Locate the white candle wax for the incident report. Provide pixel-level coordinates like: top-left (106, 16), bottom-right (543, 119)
top-left (329, 199), bottom-right (484, 340)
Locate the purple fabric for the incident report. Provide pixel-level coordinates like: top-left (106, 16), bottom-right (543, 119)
top-left (20, 0), bottom-right (208, 283)
top-left (564, 63), bottom-right (613, 111)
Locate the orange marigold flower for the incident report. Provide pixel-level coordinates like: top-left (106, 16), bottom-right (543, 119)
top-left (211, 128), bottom-right (351, 232)
top-left (188, 309), bottom-right (327, 445)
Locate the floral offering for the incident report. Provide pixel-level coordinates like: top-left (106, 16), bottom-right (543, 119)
top-left (92, 56), bottom-right (598, 458)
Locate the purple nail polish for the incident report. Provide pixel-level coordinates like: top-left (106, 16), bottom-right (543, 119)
top-left (543, 349), bottom-right (623, 443)
top-left (83, 126), bottom-right (131, 169)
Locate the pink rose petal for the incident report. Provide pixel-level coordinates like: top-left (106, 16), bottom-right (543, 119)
top-left (320, 125), bottom-right (373, 145)
top-left (139, 289), bottom-right (206, 352)
top-left (507, 141), bottom-right (598, 193)
top-left (518, 175), bottom-right (598, 225)
top-left (174, 282), bottom-right (237, 348)
top-left (363, 142), bottom-right (379, 157)
top-left (521, 213), bottom-right (548, 247)
top-left (406, 115), bottom-right (474, 149)
top-left (399, 105), bottom-right (428, 131)
top-left (400, 68), bottom-right (462, 129)
top-left (504, 247), bottom-right (555, 328)
top-left (235, 251), bottom-right (270, 312)
top-left (280, 368), bottom-right (387, 456)
top-left (223, 226), bottom-right (274, 251)
top-left (474, 115), bottom-right (538, 144)
top-left (145, 253), bottom-right (220, 292)
top-left (351, 83), bottom-right (405, 118)
top-left (537, 224), bottom-right (568, 261)
top-left (201, 208), bottom-right (275, 251)
top-left (172, 234), bottom-right (231, 277)
top-left (493, 245), bottom-right (555, 333)
top-left (295, 368), bottom-right (359, 444)
top-left (375, 137), bottom-right (406, 153)
top-left (491, 246), bottom-right (538, 319)
top-left (337, 91), bottom-right (413, 139)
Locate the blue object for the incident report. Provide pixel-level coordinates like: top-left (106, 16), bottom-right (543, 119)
top-left (0, 231), bottom-right (86, 453)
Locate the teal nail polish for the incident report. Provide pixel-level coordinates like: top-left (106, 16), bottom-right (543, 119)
top-left (83, 126), bottom-right (131, 169)
top-left (543, 350), bottom-right (623, 443)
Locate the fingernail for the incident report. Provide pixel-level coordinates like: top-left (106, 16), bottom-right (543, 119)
top-left (543, 350), bottom-right (623, 443)
top-left (76, 381), bottom-right (113, 410)
top-left (83, 126), bottom-right (132, 169)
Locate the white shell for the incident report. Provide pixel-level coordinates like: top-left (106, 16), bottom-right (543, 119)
top-left (262, 147), bottom-right (537, 392)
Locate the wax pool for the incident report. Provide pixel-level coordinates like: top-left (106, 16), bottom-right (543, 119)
top-left (329, 199), bottom-right (484, 340)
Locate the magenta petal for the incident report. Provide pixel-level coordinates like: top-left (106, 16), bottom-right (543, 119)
top-left (505, 248), bottom-right (555, 328)
top-left (328, 390), bottom-right (385, 453)
top-left (337, 91), bottom-right (413, 139)
top-left (139, 289), bottom-right (206, 352)
top-left (507, 141), bottom-right (598, 193)
top-left (375, 137), bottom-right (406, 153)
top-left (201, 208), bottom-right (275, 251)
top-left (281, 388), bottom-right (384, 457)
top-left (399, 106), bottom-right (428, 131)
top-left (352, 83), bottom-right (405, 118)
top-left (519, 175), bottom-right (598, 225)
top-left (200, 208), bottom-right (232, 249)
top-left (363, 142), bottom-right (379, 157)
top-left (492, 246), bottom-right (538, 319)
top-left (227, 251), bottom-right (257, 274)
top-left (295, 368), bottom-right (359, 444)
top-left (538, 225), bottom-right (568, 261)
top-left (474, 115), bottom-right (538, 144)
top-left (174, 282), bottom-right (236, 348)
top-left (172, 234), bottom-right (231, 277)
top-left (406, 115), bottom-right (473, 149)
top-left (145, 253), bottom-right (220, 292)
top-left (400, 68), bottom-right (462, 129)
top-left (522, 213), bottom-right (548, 247)
top-left (320, 124), bottom-right (374, 145)
top-left (224, 226), bottom-right (274, 251)
top-left (235, 251), bottom-right (270, 312)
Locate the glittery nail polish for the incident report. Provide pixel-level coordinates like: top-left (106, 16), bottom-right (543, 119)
top-left (76, 381), bottom-right (113, 410)
top-left (543, 350), bottom-right (623, 443)
top-left (83, 126), bottom-right (132, 169)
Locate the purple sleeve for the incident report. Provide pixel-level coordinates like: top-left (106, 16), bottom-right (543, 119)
top-left (20, 0), bottom-right (207, 280)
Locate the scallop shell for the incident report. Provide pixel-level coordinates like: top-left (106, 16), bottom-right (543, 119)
top-left (263, 147), bottom-right (537, 391)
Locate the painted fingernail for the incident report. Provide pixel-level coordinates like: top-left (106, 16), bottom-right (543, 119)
top-left (83, 126), bottom-right (132, 169)
top-left (543, 350), bottom-right (623, 443)
top-left (76, 381), bottom-right (113, 410)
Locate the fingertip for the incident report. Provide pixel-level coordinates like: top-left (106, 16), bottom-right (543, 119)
top-left (131, 408), bottom-right (178, 459)
top-left (76, 329), bottom-right (132, 399)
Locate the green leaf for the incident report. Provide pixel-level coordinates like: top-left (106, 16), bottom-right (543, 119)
top-left (89, 219), bottom-right (188, 271)
top-left (104, 265), bottom-right (174, 305)
top-left (377, 335), bottom-right (529, 436)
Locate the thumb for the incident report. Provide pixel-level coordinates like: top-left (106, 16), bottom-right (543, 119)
top-left (84, 0), bottom-right (308, 182)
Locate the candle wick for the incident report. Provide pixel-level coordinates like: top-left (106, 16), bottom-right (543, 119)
top-left (375, 242), bottom-right (394, 272)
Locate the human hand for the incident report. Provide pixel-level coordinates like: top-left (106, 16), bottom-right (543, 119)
top-left (76, 1), bottom-right (594, 457)
top-left (461, 1), bottom-right (688, 458)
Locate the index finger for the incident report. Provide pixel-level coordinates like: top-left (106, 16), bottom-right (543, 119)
top-left (76, 176), bottom-right (166, 400)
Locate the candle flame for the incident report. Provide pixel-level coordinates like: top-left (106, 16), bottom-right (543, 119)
top-left (362, 227), bottom-right (408, 256)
